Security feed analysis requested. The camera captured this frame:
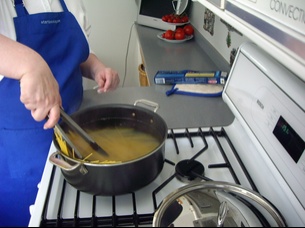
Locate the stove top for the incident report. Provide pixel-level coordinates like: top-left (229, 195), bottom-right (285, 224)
top-left (29, 127), bottom-right (255, 227)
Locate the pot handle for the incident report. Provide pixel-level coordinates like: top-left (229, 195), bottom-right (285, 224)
top-left (134, 99), bottom-right (159, 113)
top-left (49, 151), bottom-right (88, 175)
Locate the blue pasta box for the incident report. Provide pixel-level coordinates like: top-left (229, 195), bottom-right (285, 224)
top-left (154, 70), bottom-right (228, 85)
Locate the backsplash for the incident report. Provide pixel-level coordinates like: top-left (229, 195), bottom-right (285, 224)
top-left (189, 1), bottom-right (250, 65)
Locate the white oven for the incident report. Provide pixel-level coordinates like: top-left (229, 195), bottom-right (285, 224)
top-left (222, 42), bottom-right (305, 226)
top-left (29, 42), bottom-right (305, 227)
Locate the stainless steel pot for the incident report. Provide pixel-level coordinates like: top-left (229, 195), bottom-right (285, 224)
top-left (49, 99), bottom-right (168, 196)
top-left (152, 181), bottom-right (286, 227)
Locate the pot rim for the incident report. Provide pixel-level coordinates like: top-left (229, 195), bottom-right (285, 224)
top-left (53, 102), bottom-right (168, 166)
top-left (74, 102), bottom-right (160, 116)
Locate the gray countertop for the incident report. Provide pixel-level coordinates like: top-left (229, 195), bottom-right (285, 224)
top-left (80, 24), bottom-right (234, 129)
top-left (135, 24), bottom-right (231, 86)
top-left (81, 86), bottom-right (233, 129)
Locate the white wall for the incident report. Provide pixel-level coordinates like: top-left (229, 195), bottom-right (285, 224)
top-left (82, 0), bottom-right (140, 89)
top-left (189, 1), bottom-right (250, 64)
top-left (81, 0), bottom-right (251, 90)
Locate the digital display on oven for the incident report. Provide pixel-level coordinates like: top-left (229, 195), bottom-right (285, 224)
top-left (273, 116), bottom-right (305, 163)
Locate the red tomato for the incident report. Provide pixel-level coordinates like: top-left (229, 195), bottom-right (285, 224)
top-left (164, 30), bottom-right (175, 40)
top-left (162, 14), bottom-right (171, 22)
top-left (181, 16), bottom-right (189, 23)
top-left (175, 27), bottom-right (184, 33)
top-left (175, 30), bottom-right (185, 40)
top-left (184, 25), bottom-right (194, 36)
top-left (175, 17), bottom-right (182, 23)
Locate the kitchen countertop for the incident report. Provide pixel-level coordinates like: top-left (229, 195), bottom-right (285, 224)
top-left (80, 24), bottom-right (234, 129)
top-left (135, 23), bottom-right (231, 86)
top-left (81, 87), bottom-right (233, 129)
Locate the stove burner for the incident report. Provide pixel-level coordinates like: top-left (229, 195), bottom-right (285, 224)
top-left (175, 159), bottom-right (205, 183)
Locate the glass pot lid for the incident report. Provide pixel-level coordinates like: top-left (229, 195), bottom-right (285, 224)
top-left (152, 181), bottom-right (286, 227)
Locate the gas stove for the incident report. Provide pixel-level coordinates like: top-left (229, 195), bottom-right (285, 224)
top-left (30, 126), bottom-right (255, 227)
top-left (29, 42), bottom-right (305, 227)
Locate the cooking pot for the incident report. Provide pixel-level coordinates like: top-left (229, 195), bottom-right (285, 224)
top-left (49, 99), bottom-right (168, 196)
top-left (152, 181), bottom-right (286, 227)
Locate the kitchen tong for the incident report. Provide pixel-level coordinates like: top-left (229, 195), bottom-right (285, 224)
top-left (55, 108), bottom-right (109, 158)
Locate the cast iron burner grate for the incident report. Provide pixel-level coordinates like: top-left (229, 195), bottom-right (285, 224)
top-left (39, 127), bottom-right (257, 227)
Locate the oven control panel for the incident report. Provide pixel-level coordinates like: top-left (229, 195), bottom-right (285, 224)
top-left (252, 87), bottom-right (305, 173)
top-left (223, 42), bottom-right (305, 207)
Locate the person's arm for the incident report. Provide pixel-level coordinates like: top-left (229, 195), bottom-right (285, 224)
top-left (0, 34), bottom-right (61, 129)
top-left (80, 53), bottom-right (120, 93)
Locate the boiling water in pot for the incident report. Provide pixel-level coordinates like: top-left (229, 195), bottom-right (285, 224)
top-left (64, 120), bottom-right (161, 164)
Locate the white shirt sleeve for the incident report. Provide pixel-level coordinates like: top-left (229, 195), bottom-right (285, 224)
top-left (0, 0), bottom-right (92, 41)
top-left (0, 0), bottom-right (93, 81)
top-left (64, 0), bottom-right (93, 51)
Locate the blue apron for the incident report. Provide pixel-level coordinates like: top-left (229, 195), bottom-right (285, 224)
top-left (0, 0), bottom-right (89, 226)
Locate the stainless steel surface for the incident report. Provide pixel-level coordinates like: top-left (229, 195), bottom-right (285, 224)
top-left (134, 99), bottom-right (159, 113)
top-left (49, 151), bottom-right (88, 175)
top-left (217, 201), bottom-right (228, 227)
top-left (152, 181), bottom-right (286, 227)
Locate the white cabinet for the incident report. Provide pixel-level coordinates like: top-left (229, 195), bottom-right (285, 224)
top-left (122, 27), bottom-right (144, 87)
